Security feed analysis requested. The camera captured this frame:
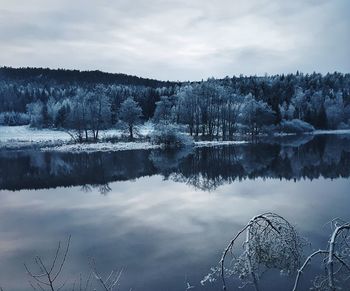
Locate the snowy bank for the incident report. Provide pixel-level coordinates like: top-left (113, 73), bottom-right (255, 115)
top-left (0, 124), bottom-right (156, 151)
top-left (311, 129), bottom-right (350, 135)
top-left (194, 140), bottom-right (248, 147)
top-left (41, 142), bottom-right (160, 153)
top-left (43, 140), bottom-right (248, 153)
top-left (0, 123), bottom-right (155, 144)
top-left (0, 125), bottom-right (71, 143)
top-left (1, 125), bottom-right (350, 153)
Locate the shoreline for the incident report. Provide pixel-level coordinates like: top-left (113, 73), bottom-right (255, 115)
top-left (1, 125), bottom-right (350, 152)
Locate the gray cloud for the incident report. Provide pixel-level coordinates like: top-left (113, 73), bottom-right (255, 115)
top-left (0, 0), bottom-right (349, 80)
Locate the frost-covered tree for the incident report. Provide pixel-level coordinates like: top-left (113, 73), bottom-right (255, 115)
top-left (26, 100), bottom-right (44, 127)
top-left (85, 86), bottom-right (111, 140)
top-left (119, 97), bottom-right (143, 139)
top-left (67, 90), bottom-right (90, 142)
top-left (153, 96), bottom-right (174, 123)
top-left (1, 67), bottom-right (350, 131)
top-left (279, 101), bottom-right (295, 120)
top-left (151, 123), bottom-right (194, 148)
top-left (291, 87), bottom-right (306, 120)
top-left (66, 87), bottom-right (111, 141)
top-left (239, 94), bottom-right (275, 135)
top-left (55, 103), bottom-right (70, 128)
top-left (174, 81), bottom-right (242, 138)
top-left (325, 92), bottom-right (344, 129)
top-left (202, 213), bottom-right (304, 290)
top-left (0, 111), bottom-right (29, 125)
top-left (176, 85), bottom-right (197, 136)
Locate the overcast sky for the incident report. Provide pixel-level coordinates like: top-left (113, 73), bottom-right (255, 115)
top-left (0, 0), bottom-right (349, 81)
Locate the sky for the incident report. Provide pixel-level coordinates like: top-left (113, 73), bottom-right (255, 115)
top-left (0, 0), bottom-right (349, 81)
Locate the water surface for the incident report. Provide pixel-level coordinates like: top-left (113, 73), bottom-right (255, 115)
top-left (0, 134), bottom-right (350, 290)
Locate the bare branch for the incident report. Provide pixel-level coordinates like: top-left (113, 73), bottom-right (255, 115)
top-left (24, 263), bottom-right (50, 286)
top-left (49, 241), bottom-right (62, 275)
top-left (24, 235), bottom-right (71, 291)
top-left (292, 249), bottom-right (328, 291)
top-left (53, 235), bottom-right (71, 282)
top-left (90, 258), bottom-right (123, 291)
top-left (203, 213), bottom-right (304, 291)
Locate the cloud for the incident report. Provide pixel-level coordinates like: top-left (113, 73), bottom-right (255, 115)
top-left (0, 0), bottom-right (348, 80)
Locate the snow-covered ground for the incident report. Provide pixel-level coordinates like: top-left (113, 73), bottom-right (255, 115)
top-left (0, 123), bottom-right (156, 143)
top-left (0, 124), bottom-right (157, 152)
top-left (42, 140), bottom-right (248, 152)
top-left (311, 129), bottom-right (350, 135)
top-left (194, 140), bottom-right (248, 147)
top-left (42, 142), bottom-right (160, 153)
top-left (0, 125), bottom-right (247, 152)
top-left (0, 125), bottom-right (71, 143)
top-left (0, 123), bottom-right (156, 152)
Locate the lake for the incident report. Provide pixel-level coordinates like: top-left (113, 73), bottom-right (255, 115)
top-left (0, 134), bottom-right (350, 290)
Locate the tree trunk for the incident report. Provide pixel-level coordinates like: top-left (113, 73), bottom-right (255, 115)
top-left (129, 124), bottom-right (133, 140)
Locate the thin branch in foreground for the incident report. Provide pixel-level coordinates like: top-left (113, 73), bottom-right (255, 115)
top-left (90, 258), bottom-right (123, 291)
top-left (292, 249), bottom-right (328, 291)
top-left (24, 235), bottom-right (71, 291)
top-left (293, 222), bottom-right (350, 291)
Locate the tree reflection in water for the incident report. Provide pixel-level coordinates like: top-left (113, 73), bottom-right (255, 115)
top-left (1, 134), bottom-right (350, 192)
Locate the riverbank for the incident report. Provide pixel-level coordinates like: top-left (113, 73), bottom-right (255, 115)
top-left (1, 125), bottom-right (350, 152)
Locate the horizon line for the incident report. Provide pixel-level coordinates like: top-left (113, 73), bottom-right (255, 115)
top-left (1, 65), bottom-right (349, 83)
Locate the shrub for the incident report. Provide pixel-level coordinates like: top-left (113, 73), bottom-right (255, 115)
top-left (279, 119), bottom-right (315, 133)
top-left (151, 123), bottom-right (194, 148)
top-left (0, 111), bottom-right (30, 125)
top-left (261, 124), bottom-right (278, 135)
top-left (337, 121), bottom-right (350, 130)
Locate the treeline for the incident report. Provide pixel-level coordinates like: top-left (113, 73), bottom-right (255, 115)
top-left (1, 67), bottom-right (350, 138)
top-left (0, 66), bottom-right (176, 87)
top-left (161, 73), bottom-right (350, 138)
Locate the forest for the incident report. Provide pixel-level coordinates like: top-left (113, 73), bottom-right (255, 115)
top-left (1, 67), bottom-right (350, 140)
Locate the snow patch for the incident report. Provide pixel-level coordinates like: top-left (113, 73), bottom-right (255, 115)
top-left (194, 140), bottom-right (248, 148)
top-left (41, 142), bottom-right (160, 153)
top-left (0, 124), bottom-right (155, 143)
top-left (311, 129), bottom-right (350, 135)
top-left (0, 125), bottom-right (71, 142)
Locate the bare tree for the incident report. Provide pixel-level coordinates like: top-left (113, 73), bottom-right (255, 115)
top-left (23, 236), bottom-right (127, 291)
top-left (85, 86), bottom-right (111, 141)
top-left (24, 235), bottom-right (71, 291)
top-left (293, 219), bottom-right (350, 291)
top-left (201, 213), bottom-right (304, 290)
top-left (66, 87), bottom-right (111, 143)
top-left (90, 259), bottom-right (123, 291)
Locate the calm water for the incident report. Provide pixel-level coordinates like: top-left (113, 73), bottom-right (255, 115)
top-left (0, 134), bottom-right (350, 290)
